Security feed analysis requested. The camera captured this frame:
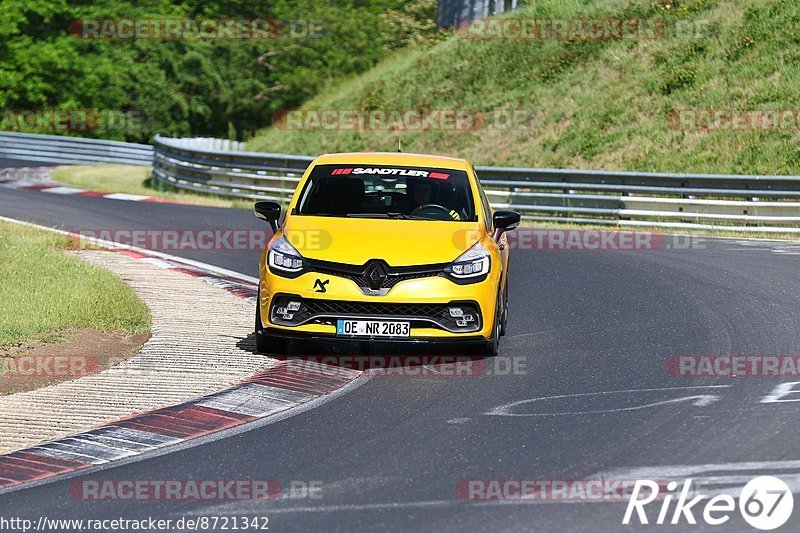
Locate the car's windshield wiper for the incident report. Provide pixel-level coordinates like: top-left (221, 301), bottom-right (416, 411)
top-left (405, 215), bottom-right (443, 221)
top-left (346, 212), bottom-right (411, 219)
top-left (345, 212), bottom-right (451, 221)
top-left (301, 212), bottom-right (342, 217)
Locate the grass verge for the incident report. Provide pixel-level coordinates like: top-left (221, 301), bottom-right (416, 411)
top-left (0, 221), bottom-right (151, 348)
top-left (52, 165), bottom-right (253, 209)
top-left (248, 0), bottom-right (800, 175)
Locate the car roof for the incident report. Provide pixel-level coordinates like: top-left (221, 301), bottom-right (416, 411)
top-left (312, 152), bottom-right (470, 171)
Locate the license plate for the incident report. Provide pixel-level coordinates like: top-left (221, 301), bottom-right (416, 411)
top-left (336, 319), bottom-right (410, 337)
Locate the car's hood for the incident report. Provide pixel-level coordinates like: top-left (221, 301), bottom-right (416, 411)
top-left (282, 216), bottom-right (484, 266)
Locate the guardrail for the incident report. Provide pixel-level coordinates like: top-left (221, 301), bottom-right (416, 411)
top-left (152, 135), bottom-right (312, 203)
top-left (164, 137), bottom-right (245, 152)
top-left (3, 132), bottom-right (798, 233)
top-left (153, 135), bottom-right (800, 233)
top-left (0, 132), bottom-right (152, 166)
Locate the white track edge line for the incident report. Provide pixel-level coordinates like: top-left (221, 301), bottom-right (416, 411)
top-left (0, 215), bottom-right (258, 285)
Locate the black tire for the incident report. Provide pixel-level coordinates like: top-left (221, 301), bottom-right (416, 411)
top-left (255, 296), bottom-right (289, 355)
top-left (500, 281), bottom-right (509, 337)
top-left (482, 292), bottom-right (502, 357)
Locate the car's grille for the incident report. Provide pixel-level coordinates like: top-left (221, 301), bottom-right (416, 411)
top-left (306, 258), bottom-right (447, 293)
top-left (270, 294), bottom-right (482, 333)
top-left (305, 300), bottom-right (446, 318)
top-left (312, 268), bottom-right (437, 289)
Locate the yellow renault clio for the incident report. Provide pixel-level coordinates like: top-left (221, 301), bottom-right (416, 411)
top-left (253, 152), bottom-right (519, 356)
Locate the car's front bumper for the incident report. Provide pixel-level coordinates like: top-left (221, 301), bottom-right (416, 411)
top-left (261, 326), bottom-right (487, 348)
top-left (258, 266), bottom-right (499, 341)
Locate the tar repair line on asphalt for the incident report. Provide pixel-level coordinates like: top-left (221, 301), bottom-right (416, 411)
top-left (0, 215), bottom-right (367, 495)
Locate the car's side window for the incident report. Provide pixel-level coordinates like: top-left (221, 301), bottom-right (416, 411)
top-left (474, 170), bottom-right (492, 232)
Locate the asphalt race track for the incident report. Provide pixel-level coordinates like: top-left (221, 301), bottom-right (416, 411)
top-left (2, 177), bottom-right (800, 532)
top-left (0, 157), bottom-right (55, 168)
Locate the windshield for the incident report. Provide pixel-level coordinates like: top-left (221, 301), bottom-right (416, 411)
top-left (295, 164), bottom-right (477, 222)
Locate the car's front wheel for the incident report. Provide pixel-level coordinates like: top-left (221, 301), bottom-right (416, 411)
top-left (500, 282), bottom-right (509, 337)
top-left (255, 295), bottom-right (289, 355)
top-left (482, 292), bottom-right (502, 357)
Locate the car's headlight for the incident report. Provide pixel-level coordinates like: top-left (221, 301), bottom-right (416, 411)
top-left (444, 241), bottom-right (490, 280)
top-left (268, 236), bottom-right (306, 274)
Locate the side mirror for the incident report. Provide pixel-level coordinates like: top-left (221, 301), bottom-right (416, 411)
top-left (493, 210), bottom-right (520, 232)
top-left (254, 201), bottom-right (281, 232)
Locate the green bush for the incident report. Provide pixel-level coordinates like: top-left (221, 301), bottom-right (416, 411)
top-left (0, 0), bottom-right (437, 142)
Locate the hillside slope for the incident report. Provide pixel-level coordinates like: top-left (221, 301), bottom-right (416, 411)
top-left (0, 0), bottom-right (436, 142)
top-left (248, 0), bottom-right (800, 175)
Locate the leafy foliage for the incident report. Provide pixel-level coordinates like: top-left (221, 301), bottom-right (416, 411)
top-left (0, 0), bottom-right (436, 141)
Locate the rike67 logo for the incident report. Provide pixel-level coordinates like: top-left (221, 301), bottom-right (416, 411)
top-left (623, 476), bottom-right (793, 530)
